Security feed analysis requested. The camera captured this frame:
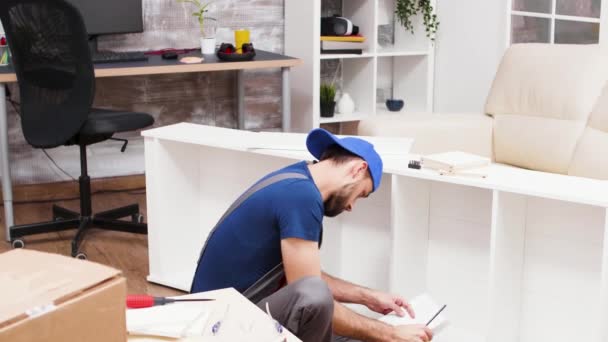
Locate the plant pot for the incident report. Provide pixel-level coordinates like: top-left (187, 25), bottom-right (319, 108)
top-left (386, 99), bottom-right (404, 112)
top-left (320, 101), bottom-right (336, 118)
top-left (200, 37), bottom-right (216, 55)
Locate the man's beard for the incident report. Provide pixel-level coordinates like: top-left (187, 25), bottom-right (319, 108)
top-left (323, 185), bottom-right (353, 217)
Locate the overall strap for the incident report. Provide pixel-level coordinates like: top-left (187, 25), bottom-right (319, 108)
top-left (214, 172), bottom-right (308, 230)
top-left (191, 172), bottom-right (308, 292)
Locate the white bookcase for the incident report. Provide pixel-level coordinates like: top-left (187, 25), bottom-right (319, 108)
top-left (285, 0), bottom-right (436, 133)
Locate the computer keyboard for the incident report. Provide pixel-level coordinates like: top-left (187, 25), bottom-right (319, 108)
top-left (92, 51), bottom-right (148, 64)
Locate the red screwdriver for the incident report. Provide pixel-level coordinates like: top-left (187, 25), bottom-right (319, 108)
top-left (127, 295), bottom-right (215, 309)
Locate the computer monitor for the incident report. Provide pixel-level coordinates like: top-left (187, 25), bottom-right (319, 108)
top-left (65, 0), bottom-right (143, 52)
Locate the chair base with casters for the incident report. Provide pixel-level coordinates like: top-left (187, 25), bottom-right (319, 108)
top-left (10, 143), bottom-right (148, 259)
top-left (1, 0), bottom-right (155, 259)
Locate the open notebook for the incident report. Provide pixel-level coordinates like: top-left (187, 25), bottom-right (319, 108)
top-left (378, 294), bottom-right (449, 334)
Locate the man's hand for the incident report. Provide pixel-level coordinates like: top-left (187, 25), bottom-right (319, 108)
top-left (364, 289), bottom-right (415, 318)
top-left (390, 324), bottom-right (434, 342)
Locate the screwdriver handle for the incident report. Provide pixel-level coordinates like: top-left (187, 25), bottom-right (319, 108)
top-left (127, 295), bottom-right (174, 309)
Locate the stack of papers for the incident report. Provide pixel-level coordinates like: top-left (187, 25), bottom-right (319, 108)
top-left (378, 294), bottom-right (448, 334)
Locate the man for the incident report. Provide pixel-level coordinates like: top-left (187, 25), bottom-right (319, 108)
top-left (191, 128), bottom-right (433, 342)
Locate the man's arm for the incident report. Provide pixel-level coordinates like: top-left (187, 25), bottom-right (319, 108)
top-left (333, 302), bottom-right (433, 342)
top-left (323, 272), bottom-right (415, 318)
top-left (281, 238), bottom-right (321, 281)
top-left (333, 299), bottom-right (392, 340)
top-left (280, 240), bottom-right (383, 340)
top-left (281, 239), bottom-right (432, 342)
top-left (322, 271), bottom-right (369, 303)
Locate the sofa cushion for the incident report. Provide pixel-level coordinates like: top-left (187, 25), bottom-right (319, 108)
top-left (569, 83), bottom-right (608, 180)
top-left (486, 43), bottom-right (608, 174)
top-left (493, 114), bottom-right (586, 173)
top-left (357, 113), bottom-right (494, 157)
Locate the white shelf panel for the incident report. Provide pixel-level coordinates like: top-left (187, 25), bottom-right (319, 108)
top-left (319, 112), bottom-right (370, 124)
top-left (376, 48), bottom-right (430, 57)
top-left (285, 0), bottom-right (435, 132)
top-left (376, 55), bottom-right (430, 112)
top-left (320, 52), bottom-right (375, 60)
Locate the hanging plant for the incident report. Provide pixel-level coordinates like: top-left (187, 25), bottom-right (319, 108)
top-left (395, 0), bottom-right (439, 41)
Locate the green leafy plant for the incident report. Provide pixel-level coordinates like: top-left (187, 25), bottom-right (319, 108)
top-left (395, 0), bottom-right (439, 41)
top-left (320, 83), bottom-right (337, 104)
top-left (177, 0), bottom-right (214, 36)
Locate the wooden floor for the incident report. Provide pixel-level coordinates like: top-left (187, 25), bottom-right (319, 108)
top-left (0, 189), bottom-right (184, 297)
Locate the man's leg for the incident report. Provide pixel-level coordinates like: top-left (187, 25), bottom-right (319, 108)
top-left (256, 276), bottom-right (334, 342)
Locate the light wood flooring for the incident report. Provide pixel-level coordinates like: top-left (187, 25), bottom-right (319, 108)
top-left (0, 186), bottom-right (184, 297)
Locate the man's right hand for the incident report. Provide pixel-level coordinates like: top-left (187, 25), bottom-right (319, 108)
top-left (389, 324), bottom-right (433, 342)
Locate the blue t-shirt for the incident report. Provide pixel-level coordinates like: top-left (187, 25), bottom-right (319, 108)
top-left (191, 161), bottom-right (324, 293)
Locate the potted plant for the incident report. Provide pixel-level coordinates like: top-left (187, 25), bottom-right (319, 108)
top-left (395, 0), bottom-right (439, 41)
top-left (320, 83), bottom-right (337, 118)
top-left (177, 0), bottom-right (217, 54)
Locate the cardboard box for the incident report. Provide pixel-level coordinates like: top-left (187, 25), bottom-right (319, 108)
top-left (0, 249), bottom-right (127, 342)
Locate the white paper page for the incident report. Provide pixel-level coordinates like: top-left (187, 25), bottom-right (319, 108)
top-left (378, 294), bottom-right (448, 333)
top-left (126, 303), bottom-right (210, 339)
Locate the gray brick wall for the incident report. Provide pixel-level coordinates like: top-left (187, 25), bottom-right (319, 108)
top-left (5, 0), bottom-right (344, 184)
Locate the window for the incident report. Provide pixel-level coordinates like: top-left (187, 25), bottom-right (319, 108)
top-left (510, 0), bottom-right (602, 44)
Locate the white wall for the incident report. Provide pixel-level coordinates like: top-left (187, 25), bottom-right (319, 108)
top-left (433, 0), bottom-right (509, 113)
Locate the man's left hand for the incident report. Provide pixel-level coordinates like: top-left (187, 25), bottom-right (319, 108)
top-left (365, 290), bottom-right (415, 318)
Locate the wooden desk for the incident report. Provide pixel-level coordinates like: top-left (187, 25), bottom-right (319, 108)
top-left (127, 287), bottom-right (301, 342)
top-left (143, 123), bottom-right (608, 342)
top-left (0, 50), bottom-right (301, 240)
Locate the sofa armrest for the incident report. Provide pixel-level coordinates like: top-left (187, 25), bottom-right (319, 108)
top-left (357, 113), bottom-right (494, 158)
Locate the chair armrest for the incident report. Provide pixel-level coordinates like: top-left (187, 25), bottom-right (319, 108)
top-left (357, 113), bottom-right (494, 158)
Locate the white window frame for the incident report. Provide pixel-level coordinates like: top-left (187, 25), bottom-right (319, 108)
top-left (506, 0), bottom-right (605, 45)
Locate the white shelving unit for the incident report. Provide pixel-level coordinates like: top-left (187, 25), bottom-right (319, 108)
top-left (143, 123), bottom-right (608, 342)
top-left (285, 0), bottom-right (436, 132)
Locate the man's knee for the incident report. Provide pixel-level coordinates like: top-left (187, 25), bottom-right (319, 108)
top-left (291, 276), bottom-right (334, 318)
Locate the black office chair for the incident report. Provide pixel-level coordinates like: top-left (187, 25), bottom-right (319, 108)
top-left (0, 0), bottom-right (155, 258)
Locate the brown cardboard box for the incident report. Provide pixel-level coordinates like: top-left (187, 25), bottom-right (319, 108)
top-left (0, 249), bottom-right (127, 342)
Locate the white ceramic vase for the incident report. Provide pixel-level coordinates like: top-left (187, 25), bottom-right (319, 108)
top-left (337, 92), bottom-right (355, 115)
top-left (200, 37), bottom-right (216, 55)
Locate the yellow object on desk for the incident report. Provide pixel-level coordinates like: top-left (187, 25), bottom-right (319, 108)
top-left (234, 29), bottom-right (250, 54)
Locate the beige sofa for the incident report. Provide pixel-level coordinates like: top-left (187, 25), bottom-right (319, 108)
top-left (358, 44), bottom-right (608, 180)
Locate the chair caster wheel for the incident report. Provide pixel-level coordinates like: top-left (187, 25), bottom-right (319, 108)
top-left (12, 239), bottom-right (25, 249)
top-left (75, 252), bottom-right (87, 260)
top-left (132, 213), bottom-right (144, 223)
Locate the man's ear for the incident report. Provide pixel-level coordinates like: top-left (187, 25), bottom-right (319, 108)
top-left (351, 160), bottom-right (369, 180)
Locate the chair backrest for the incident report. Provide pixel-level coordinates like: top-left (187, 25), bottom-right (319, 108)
top-left (0, 0), bottom-right (94, 148)
top-left (484, 43), bottom-right (608, 174)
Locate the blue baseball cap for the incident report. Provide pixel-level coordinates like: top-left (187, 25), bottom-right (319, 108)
top-left (306, 128), bottom-right (383, 192)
